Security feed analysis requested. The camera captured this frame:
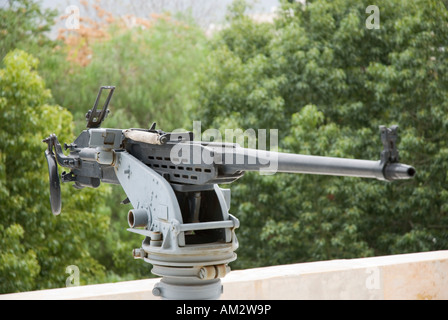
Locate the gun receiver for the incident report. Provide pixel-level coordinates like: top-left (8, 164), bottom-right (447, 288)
top-left (42, 86), bottom-right (416, 299)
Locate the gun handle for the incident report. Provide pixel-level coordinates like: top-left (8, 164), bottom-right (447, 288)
top-left (44, 148), bottom-right (61, 215)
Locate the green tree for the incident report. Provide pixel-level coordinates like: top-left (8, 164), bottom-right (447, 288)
top-left (41, 15), bottom-right (209, 132)
top-left (0, 0), bottom-right (57, 62)
top-left (194, 0), bottom-right (448, 269)
top-left (0, 49), bottom-right (111, 293)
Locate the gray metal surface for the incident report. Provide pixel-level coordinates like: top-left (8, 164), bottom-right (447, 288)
top-left (113, 150), bottom-right (238, 299)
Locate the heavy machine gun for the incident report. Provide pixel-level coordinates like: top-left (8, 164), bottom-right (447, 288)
top-left (43, 86), bottom-right (416, 299)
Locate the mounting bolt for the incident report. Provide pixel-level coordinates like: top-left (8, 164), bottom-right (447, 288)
top-left (152, 285), bottom-right (161, 297)
top-left (132, 248), bottom-right (145, 259)
top-left (198, 266), bottom-right (216, 280)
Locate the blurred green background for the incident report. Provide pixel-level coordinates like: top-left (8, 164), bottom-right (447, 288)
top-left (1, 0), bottom-right (447, 293)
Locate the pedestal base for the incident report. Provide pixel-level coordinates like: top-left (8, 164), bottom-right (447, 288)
top-left (152, 277), bottom-right (223, 300)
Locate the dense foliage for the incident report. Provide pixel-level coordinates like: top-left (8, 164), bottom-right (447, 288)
top-left (0, 0), bottom-right (57, 62)
top-left (0, 49), bottom-right (111, 292)
top-left (41, 14), bottom-right (208, 132)
top-left (1, 0), bottom-right (447, 293)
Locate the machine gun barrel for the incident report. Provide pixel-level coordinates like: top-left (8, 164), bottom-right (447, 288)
top-left (219, 147), bottom-right (415, 181)
top-left (41, 86), bottom-right (417, 300)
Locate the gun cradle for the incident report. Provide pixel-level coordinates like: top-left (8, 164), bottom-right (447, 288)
top-left (42, 86), bottom-right (416, 299)
top-left (115, 150), bottom-right (239, 264)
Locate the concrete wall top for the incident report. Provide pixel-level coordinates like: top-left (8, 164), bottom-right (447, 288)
top-left (1, 250), bottom-right (447, 300)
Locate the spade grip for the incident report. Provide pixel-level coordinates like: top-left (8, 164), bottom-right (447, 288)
top-left (44, 146), bottom-right (61, 215)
